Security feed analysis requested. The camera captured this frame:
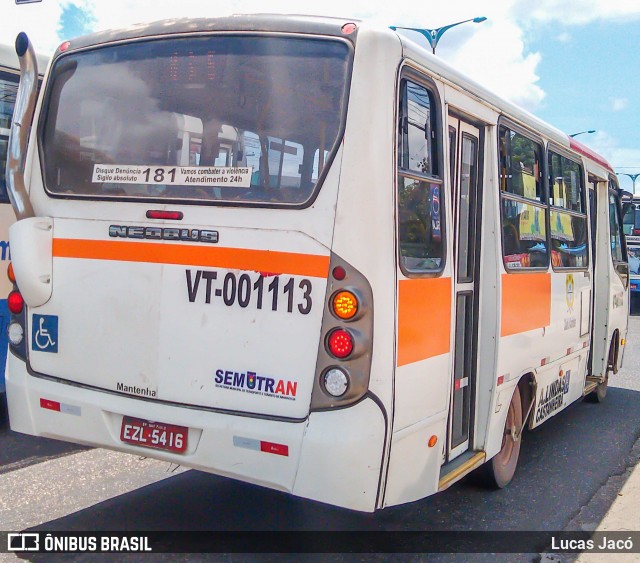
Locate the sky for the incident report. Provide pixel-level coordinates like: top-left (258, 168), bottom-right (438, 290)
top-left (3, 0), bottom-right (640, 193)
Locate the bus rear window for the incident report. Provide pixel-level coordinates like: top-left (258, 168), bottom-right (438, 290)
top-left (40, 36), bottom-right (351, 206)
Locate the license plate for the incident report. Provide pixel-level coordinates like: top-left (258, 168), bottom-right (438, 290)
top-left (120, 416), bottom-right (188, 453)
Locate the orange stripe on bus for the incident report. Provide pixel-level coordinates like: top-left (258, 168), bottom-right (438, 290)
top-left (500, 273), bottom-right (551, 337)
top-left (52, 239), bottom-right (330, 279)
top-left (397, 277), bottom-right (452, 367)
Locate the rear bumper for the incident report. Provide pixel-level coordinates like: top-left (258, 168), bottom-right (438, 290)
top-left (6, 354), bottom-right (386, 511)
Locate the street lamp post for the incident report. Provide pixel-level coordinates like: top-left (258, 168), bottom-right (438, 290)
top-left (617, 172), bottom-right (640, 196)
top-left (390, 17), bottom-right (487, 54)
top-left (569, 130), bottom-right (596, 138)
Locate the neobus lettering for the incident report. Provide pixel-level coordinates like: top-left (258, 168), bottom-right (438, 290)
top-left (109, 225), bottom-right (218, 243)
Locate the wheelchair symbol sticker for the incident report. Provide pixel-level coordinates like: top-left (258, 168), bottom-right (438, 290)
top-left (32, 315), bottom-right (58, 353)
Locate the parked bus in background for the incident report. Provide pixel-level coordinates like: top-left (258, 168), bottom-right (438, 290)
top-left (622, 194), bottom-right (640, 302)
top-left (4, 17), bottom-right (629, 511)
top-left (0, 43), bottom-right (47, 405)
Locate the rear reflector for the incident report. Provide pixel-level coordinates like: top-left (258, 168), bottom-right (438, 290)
top-left (454, 377), bottom-right (469, 390)
top-left (40, 398), bottom-right (60, 411)
top-left (40, 398), bottom-right (82, 416)
top-left (233, 435), bottom-right (289, 456)
top-left (146, 210), bottom-right (184, 220)
top-left (260, 441), bottom-right (289, 457)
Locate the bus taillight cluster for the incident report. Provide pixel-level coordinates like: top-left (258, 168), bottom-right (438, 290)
top-left (315, 258), bottom-right (373, 404)
top-left (7, 263), bottom-right (27, 356)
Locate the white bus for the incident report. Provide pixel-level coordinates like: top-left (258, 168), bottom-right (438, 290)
top-left (5, 16), bottom-right (629, 512)
top-left (0, 42), bottom-right (47, 401)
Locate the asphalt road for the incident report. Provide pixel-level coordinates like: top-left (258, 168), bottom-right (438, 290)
top-left (2, 304), bottom-right (640, 562)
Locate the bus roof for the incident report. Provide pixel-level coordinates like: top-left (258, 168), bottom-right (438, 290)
top-left (54, 13), bottom-right (360, 57)
top-left (48, 14), bottom-right (612, 175)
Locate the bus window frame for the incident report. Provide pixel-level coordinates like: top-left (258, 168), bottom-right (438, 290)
top-left (546, 142), bottom-right (589, 272)
top-left (395, 64), bottom-right (446, 278)
top-left (609, 177), bottom-right (629, 287)
top-left (497, 117), bottom-right (550, 274)
top-left (35, 32), bottom-right (355, 211)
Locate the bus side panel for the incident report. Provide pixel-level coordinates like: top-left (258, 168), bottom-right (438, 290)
top-left (328, 27), bottom-right (403, 507)
top-left (393, 279), bottom-right (452, 430)
top-left (293, 398), bottom-right (386, 512)
top-left (529, 355), bottom-right (585, 428)
top-left (384, 323), bottom-right (451, 508)
top-left (383, 413), bottom-right (447, 507)
top-left (486, 272), bottom-right (551, 459)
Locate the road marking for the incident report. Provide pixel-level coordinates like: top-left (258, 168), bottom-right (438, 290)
top-left (0, 449), bottom-right (188, 531)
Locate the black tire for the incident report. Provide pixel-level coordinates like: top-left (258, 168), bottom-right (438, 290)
top-left (481, 385), bottom-right (523, 489)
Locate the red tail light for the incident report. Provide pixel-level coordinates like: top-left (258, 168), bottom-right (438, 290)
top-left (8, 291), bottom-right (24, 314)
top-left (634, 229), bottom-right (640, 235)
top-left (327, 329), bottom-right (354, 359)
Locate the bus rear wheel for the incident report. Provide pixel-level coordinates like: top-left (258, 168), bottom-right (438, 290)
top-left (486, 385), bottom-right (523, 489)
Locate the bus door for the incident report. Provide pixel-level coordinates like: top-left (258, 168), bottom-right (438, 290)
top-left (447, 114), bottom-right (483, 461)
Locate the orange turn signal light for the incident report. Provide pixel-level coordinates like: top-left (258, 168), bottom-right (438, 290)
top-left (428, 435), bottom-right (438, 448)
top-left (7, 262), bottom-right (15, 284)
top-left (332, 290), bottom-right (358, 320)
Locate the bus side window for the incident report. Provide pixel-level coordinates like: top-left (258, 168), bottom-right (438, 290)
top-left (397, 77), bottom-right (444, 274)
top-left (499, 125), bottom-right (548, 270)
top-left (548, 150), bottom-right (588, 269)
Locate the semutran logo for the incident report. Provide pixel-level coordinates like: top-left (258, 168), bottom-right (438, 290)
top-left (215, 368), bottom-right (297, 401)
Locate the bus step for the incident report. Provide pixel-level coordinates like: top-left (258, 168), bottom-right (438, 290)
top-left (583, 381), bottom-right (598, 395)
top-left (438, 451), bottom-right (486, 491)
